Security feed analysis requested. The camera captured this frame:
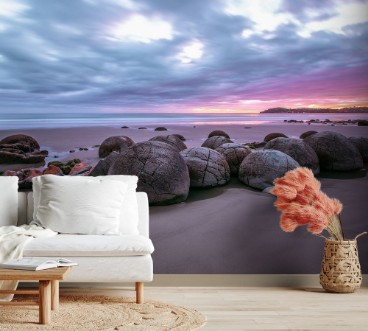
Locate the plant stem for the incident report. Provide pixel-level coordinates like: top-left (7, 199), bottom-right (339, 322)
top-left (338, 214), bottom-right (345, 240)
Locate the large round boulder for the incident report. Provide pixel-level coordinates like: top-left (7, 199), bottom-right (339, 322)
top-left (264, 132), bottom-right (287, 142)
top-left (265, 137), bottom-right (320, 174)
top-left (149, 135), bottom-right (187, 151)
top-left (108, 141), bottom-right (190, 205)
top-left (238, 150), bottom-right (299, 190)
top-left (304, 131), bottom-right (363, 171)
top-left (180, 147), bottom-right (230, 188)
top-left (208, 130), bottom-right (230, 139)
top-left (349, 137), bottom-right (368, 162)
top-left (215, 143), bottom-right (252, 176)
top-left (171, 133), bottom-right (186, 141)
top-left (98, 136), bottom-right (134, 158)
top-left (201, 136), bottom-right (233, 150)
top-left (0, 134), bottom-right (40, 150)
top-left (300, 130), bottom-right (317, 139)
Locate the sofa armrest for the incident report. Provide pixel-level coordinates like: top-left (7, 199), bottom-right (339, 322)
top-left (136, 192), bottom-right (149, 237)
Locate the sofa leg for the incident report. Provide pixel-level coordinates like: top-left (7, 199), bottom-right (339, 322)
top-left (135, 282), bottom-right (144, 304)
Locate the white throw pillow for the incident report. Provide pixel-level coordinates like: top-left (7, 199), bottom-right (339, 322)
top-left (96, 175), bottom-right (140, 235)
top-left (0, 176), bottom-right (18, 226)
top-left (33, 175), bottom-right (140, 235)
top-left (35, 175), bottom-right (127, 235)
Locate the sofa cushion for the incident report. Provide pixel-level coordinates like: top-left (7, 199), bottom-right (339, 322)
top-left (0, 176), bottom-right (18, 226)
top-left (34, 175), bottom-right (128, 235)
top-left (32, 175), bottom-right (140, 235)
top-left (23, 234), bottom-right (154, 257)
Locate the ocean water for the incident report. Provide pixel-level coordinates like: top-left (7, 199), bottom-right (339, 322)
top-left (0, 112), bottom-right (367, 130)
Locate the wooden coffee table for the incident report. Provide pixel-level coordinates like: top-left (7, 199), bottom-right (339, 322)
top-left (0, 267), bottom-right (70, 324)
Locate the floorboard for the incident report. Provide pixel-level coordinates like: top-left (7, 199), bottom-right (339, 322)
top-left (58, 286), bottom-right (368, 331)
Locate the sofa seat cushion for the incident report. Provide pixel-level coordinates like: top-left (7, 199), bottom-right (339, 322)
top-left (23, 234), bottom-right (154, 257)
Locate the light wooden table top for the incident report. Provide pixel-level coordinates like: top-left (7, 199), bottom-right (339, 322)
top-left (0, 267), bottom-right (70, 281)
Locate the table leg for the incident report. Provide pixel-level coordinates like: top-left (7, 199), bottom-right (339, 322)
top-left (39, 280), bottom-right (51, 324)
top-left (51, 280), bottom-right (59, 311)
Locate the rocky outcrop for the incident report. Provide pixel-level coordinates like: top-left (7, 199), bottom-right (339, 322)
top-left (180, 147), bottom-right (230, 188)
top-left (149, 135), bottom-right (187, 151)
top-left (264, 132), bottom-right (288, 142)
top-left (304, 131), bottom-right (363, 171)
top-left (98, 136), bottom-right (134, 158)
top-left (0, 134), bottom-right (48, 164)
top-left (208, 130), bottom-right (230, 139)
top-left (0, 134), bottom-right (40, 150)
top-left (201, 136), bottom-right (233, 150)
top-left (265, 137), bottom-right (319, 174)
top-left (348, 137), bottom-right (368, 162)
top-left (47, 159), bottom-right (83, 175)
top-left (43, 165), bottom-right (64, 176)
top-left (238, 150), bottom-right (299, 190)
top-left (69, 162), bottom-right (92, 175)
top-left (108, 141), bottom-right (190, 205)
top-left (215, 143), bottom-right (252, 176)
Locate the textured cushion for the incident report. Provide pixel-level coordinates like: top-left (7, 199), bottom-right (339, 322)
top-left (0, 176), bottom-right (18, 226)
top-left (33, 175), bottom-right (139, 235)
top-left (34, 175), bottom-right (127, 235)
top-left (23, 234), bottom-right (154, 257)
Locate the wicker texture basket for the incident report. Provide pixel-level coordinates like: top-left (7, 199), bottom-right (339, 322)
top-left (320, 239), bottom-right (362, 293)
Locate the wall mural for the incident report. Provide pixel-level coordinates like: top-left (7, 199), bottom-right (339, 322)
top-left (0, 0), bottom-right (367, 274)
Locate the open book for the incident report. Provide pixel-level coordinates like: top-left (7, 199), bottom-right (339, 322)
top-left (0, 257), bottom-right (78, 271)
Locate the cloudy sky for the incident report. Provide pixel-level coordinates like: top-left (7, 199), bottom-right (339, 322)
top-left (0, 0), bottom-right (367, 114)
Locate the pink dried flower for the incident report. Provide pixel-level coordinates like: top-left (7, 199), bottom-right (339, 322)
top-left (272, 167), bottom-right (344, 240)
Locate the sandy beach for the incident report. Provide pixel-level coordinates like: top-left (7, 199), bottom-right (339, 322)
top-left (1, 122), bottom-right (367, 274)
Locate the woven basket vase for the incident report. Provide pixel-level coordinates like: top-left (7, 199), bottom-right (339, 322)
top-left (320, 239), bottom-right (362, 293)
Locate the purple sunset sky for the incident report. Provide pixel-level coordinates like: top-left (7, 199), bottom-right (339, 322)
top-left (0, 0), bottom-right (367, 113)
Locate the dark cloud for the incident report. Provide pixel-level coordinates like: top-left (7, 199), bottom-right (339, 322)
top-left (0, 0), bottom-right (367, 112)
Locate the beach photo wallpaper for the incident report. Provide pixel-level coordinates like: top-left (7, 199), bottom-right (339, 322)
top-left (0, 0), bottom-right (367, 274)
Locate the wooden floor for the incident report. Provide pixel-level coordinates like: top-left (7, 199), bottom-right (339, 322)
top-left (59, 286), bottom-right (368, 331)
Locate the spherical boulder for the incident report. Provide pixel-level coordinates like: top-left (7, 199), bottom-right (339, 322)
top-left (171, 133), bottom-right (186, 141)
top-left (149, 135), bottom-right (187, 151)
top-left (208, 130), bottom-right (230, 139)
top-left (215, 143), bottom-right (252, 176)
top-left (180, 147), bottom-right (230, 188)
top-left (304, 131), bottom-right (363, 171)
top-left (108, 141), bottom-right (190, 205)
top-left (265, 137), bottom-right (320, 174)
top-left (201, 136), bottom-right (233, 150)
top-left (238, 150), bottom-right (299, 190)
top-left (348, 137), bottom-right (368, 162)
top-left (0, 134), bottom-right (40, 150)
top-left (300, 130), bottom-right (317, 139)
top-left (154, 127), bottom-right (168, 131)
top-left (264, 132), bottom-right (287, 142)
top-left (98, 136), bottom-right (134, 158)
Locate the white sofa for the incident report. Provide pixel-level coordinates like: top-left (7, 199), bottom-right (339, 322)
top-left (16, 191), bottom-right (154, 303)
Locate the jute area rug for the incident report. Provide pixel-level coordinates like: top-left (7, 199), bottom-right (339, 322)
top-left (0, 295), bottom-right (206, 330)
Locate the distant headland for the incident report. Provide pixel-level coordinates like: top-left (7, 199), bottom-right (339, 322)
top-left (261, 107), bottom-right (368, 113)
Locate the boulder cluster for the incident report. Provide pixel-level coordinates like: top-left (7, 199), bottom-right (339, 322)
top-left (3, 159), bottom-right (91, 189)
top-left (1, 129), bottom-right (367, 205)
